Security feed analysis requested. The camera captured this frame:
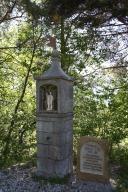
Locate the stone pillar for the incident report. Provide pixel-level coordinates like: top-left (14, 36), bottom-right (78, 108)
top-left (34, 50), bottom-right (73, 178)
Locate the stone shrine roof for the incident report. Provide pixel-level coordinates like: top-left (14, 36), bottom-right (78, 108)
top-left (35, 50), bottom-right (73, 81)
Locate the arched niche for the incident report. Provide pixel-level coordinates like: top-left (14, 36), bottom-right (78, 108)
top-left (39, 84), bottom-right (57, 112)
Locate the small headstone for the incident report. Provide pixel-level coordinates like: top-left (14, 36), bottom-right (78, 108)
top-left (77, 136), bottom-right (110, 183)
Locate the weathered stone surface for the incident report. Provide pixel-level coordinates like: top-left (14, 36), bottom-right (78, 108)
top-left (48, 146), bottom-right (63, 160)
top-left (37, 132), bottom-right (53, 145)
top-left (59, 80), bottom-right (73, 113)
top-left (37, 144), bottom-right (49, 158)
top-left (35, 50), bottom-right (73, 178)
top-left (37, 131), bottom-right (72, 145)
top-left (36, 121), bottom-right (54, 132)
top-left (77, 136), bottom-right (110, 183)
top-left (36, 118), bottom-right (73, 133)
top-left (37, 156), bottom-right (73, 178)
top-left (48, 143), bottom-right (72, 160)
top-left (55, 156), bottom-right (73, 176)
top-left (37, 158), bottom-right (55, 176)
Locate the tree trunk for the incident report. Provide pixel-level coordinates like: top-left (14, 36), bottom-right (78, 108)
top-left (60, 16), bottom-right (66, 71)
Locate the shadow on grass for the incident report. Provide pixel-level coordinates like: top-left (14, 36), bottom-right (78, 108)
top-left (32, 173), bottom-right (70, 185)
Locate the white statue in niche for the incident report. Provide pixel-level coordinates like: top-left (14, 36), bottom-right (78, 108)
top-left (46, 91), bottom-right (54, 111)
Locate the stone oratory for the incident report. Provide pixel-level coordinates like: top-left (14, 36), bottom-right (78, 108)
top-left (34, 49), bottom-right (73, 178)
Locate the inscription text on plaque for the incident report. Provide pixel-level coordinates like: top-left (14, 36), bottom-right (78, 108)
top-left (77, 136), bottom-right (110, 183)
top-left (80, 142), bottom-right (104, 175)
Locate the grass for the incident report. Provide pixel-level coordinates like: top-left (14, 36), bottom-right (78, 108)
top-left (32, 173), bottom-right (70, 184)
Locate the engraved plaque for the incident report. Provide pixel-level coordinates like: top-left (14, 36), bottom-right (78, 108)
top-left (77, 136), bottom-right (110, 183)
top-left (80, 142), bottom-right (104, 175)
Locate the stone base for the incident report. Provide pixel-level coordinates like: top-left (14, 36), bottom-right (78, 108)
top-left (37, 156), bottom-right (73, 178)
top-left (35, 169), bottom-right (71, 180)
top-left (36, 115), bottom-right (73, 179)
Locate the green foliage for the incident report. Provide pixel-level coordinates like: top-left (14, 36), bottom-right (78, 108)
top-left (112, 140), bottom-right (128, 168)
top-left (0, 11), bottom-right (128, 192)
top-left (115, 172), bottom-right (128, 192)
top-left (113, 160), bottom-right (128, 192)
top-left (0, 20), bottom-right (50, 167)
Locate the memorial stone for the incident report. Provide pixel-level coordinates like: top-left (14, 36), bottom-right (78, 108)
top-left (77, 136), bottom-right (110, 182)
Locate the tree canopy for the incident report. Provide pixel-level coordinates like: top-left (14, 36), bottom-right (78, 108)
top-left (1, 0), bottom-right (128, 26)
top-left (45, 0), bottom-right (128, 27)
top-left (0, 3), bottom-right (128, 190)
